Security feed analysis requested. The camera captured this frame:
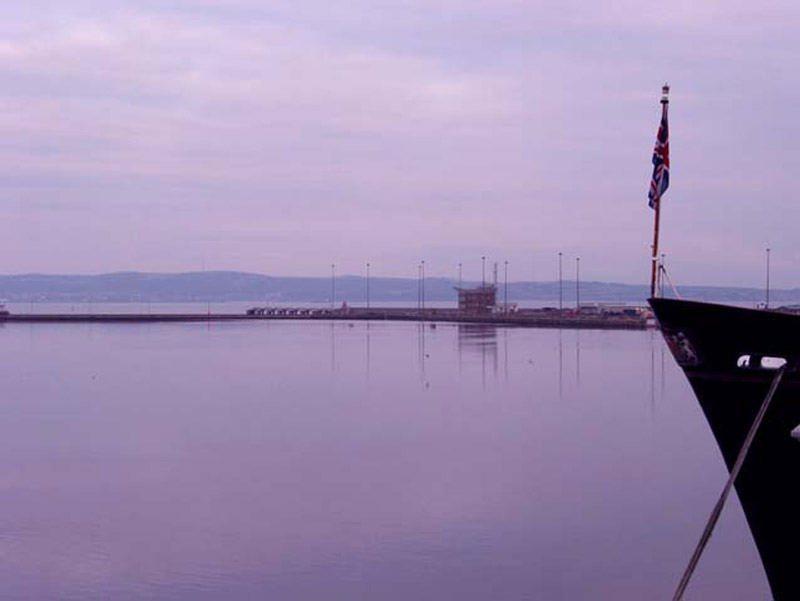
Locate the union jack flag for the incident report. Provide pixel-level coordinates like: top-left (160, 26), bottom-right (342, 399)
top-left (648, 101), bottom-right (670, 209)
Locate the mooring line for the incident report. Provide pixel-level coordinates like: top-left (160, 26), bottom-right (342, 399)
top-left (672, 365), bottom-right (786, 601)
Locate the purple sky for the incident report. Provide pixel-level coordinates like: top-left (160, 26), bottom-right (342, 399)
top-left (0, 1), bottom-right (797, 286)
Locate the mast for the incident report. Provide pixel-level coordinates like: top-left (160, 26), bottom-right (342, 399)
top-left (650, 84), bottom-right (670, 298)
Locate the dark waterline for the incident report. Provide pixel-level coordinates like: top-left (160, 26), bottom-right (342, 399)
top-left (0, 321), bottom-right (769, 600)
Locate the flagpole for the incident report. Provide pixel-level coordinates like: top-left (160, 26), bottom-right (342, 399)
top-left (649, 84), bottom-right (670, 298)
top-left (650, 197), bottom-right (662, 298)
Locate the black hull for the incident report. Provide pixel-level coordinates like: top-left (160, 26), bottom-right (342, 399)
top-left (650, 298), bottom-right (800, 600)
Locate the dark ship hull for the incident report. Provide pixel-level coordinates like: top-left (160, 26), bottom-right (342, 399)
top-left (650, 297), bottom-right (800, 600)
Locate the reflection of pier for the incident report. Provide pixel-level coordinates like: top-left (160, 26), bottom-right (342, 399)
top-left (458, 324), bottom-right (499, 353)
top-left (458, 325), bottom-right (499, 386)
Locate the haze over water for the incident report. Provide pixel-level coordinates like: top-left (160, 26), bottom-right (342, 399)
top-left (0, 321), bottom-right (769, 600)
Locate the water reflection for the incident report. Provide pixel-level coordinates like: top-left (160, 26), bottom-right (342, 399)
top-left (331, 321), bottom-right (336, 374)
top-left (651, 329), bottom-right (656, 413)
top-left (417, 323), bottom-right (426, 384)
top-left (503, 329), bottom-right (509, 384)
top-left (559, 328), bottom-right (563, 400)
top-left (457, 325), bottom-right (499, 389)
top-left (0, 321), bottom-right (768, 600)
top-left (456, 324), bottom-right (498, 352)
top-left (365, 322), bottom-right (371, 382)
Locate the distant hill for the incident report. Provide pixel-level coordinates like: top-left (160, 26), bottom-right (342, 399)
top-left (0, 271), bottom-right (797, 304)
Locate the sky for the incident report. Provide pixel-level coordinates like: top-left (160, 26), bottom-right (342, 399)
top-left (0, 0), bottom-right (797, 286)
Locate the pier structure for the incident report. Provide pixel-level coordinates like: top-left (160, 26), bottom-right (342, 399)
top-left (0, 305), bottom-right (650, 330)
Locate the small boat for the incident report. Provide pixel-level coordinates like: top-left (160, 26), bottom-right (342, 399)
top-left (650, 297), bottom-right (799, 601)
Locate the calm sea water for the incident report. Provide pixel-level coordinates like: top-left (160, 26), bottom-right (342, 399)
top-left (0, 320), bottom-right (770, 600)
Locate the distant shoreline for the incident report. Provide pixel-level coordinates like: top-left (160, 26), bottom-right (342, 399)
top-left (0, 271), bottom-right (796, 304)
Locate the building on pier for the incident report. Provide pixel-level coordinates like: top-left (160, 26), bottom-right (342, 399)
top-left (455, 285), bottom-right (496, 315)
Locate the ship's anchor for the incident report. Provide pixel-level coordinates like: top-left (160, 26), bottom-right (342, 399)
top-left (672, 365), bottom-right (787, 601)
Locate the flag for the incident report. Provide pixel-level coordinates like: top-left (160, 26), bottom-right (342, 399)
top-left (648, 101), bottom-right (670, 209)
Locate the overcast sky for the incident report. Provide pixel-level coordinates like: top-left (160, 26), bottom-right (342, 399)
top-left (0, 0), bottom-right (797, 286)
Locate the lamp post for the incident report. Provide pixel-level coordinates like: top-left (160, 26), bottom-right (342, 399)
top-left (576, 257), bottom-right (581, 312)
top-left (504, 261), bottom-right (509, 313)
top-left (558, 252), bottom-right (563, 312)
top-left (766, 247), bottom-right (771, 309)
top-left (366, 262), bottom-right (370, 309)
top-left (458, 262), bottom-right (462, 315)
top-left (482, 256), bottom-right (486, 287)
top-left (417, 264), bottom-right (422, 310)
top-left (331, 263), bottom-right (335, 309)
top-left (421, 260), bottom-right (426, 310)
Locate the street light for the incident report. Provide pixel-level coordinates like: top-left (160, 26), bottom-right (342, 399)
top-left (331, 263), bottom-right (335, 309)
top-left (558, 252), bottom-right (563, 312)
top-left (366, 262), bottom-right (370, 309)
top-left (504, 261), bottom-right (509, 313)
top-left (417, 264), bottom-right (422, 310)
top-left (421, 260), bottom-right (426, 310)
top-left (576, 257), bottom-right (581, 312)
top-left (458, 262), bottom-right (463, 315)
top-left (482, 256), bottom-right (486, 287)
top-left (766, 247), bottom-right (771, 309)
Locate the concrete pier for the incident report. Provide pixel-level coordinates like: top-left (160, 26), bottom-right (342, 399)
top-left (0, 306), bottom-right (649, 330)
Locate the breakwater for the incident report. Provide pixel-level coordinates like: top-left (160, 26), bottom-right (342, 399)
top-left (0, 306), bottom-right (649, 330)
